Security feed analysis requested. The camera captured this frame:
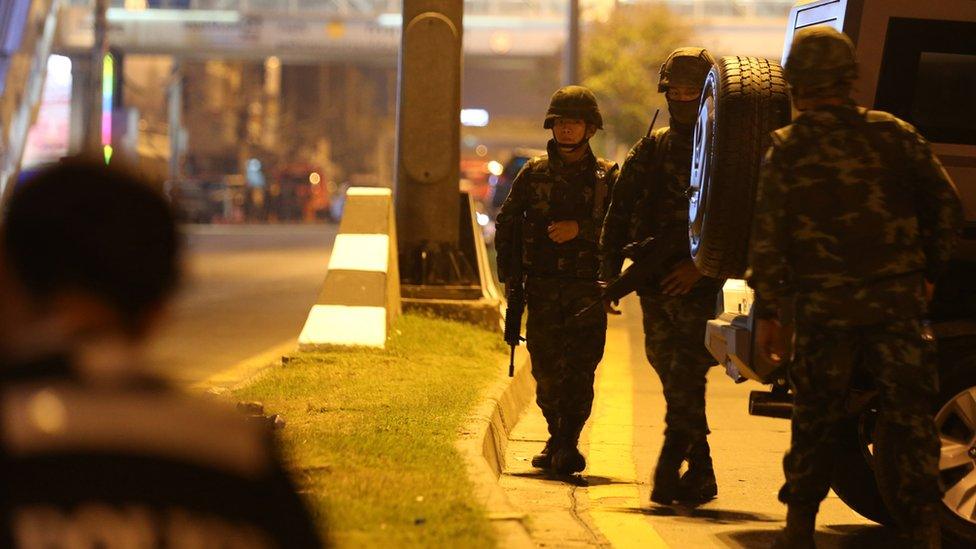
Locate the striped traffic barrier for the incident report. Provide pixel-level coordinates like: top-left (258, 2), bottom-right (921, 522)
top-left (298, 187), bottom-right (400, 349)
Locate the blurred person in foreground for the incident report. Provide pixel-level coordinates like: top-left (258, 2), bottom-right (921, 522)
top-left (748, 27), bottom-right (962, 548)
top-left (0, 158), bottom-right (323, 548)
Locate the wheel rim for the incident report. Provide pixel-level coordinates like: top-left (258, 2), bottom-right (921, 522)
top-left (689, 73), bottom-right (716, 256)
top-left (935, 386), bottom-right (976, 523)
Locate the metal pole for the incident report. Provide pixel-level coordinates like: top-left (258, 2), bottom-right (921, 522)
top-left (564, 0), bottom-right (580, 85)
top-left (168, 61), bottom-right (183, 183)
top-left (83, 0), bottom-right (108, 155)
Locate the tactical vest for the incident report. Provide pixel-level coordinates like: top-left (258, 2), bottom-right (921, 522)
top-left (518, 153), bottom-right (615, 279)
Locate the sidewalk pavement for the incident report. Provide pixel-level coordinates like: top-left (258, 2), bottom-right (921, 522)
top-left (495, 295), bottom-right (877, 548)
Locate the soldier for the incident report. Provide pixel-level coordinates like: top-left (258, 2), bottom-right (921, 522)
top-left (749, 27), bottom-right (963, 548)
top-left (495, 86), bottom-right (619, 475)
top-left (0, 159), bottom-right (323, 548)
top-left (600, 48), bottom-right (724, 505)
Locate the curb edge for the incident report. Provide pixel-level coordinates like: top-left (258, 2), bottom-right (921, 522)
top-left (456, 346), bottom-right (536, 548)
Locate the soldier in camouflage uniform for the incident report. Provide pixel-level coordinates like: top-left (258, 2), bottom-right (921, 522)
top-left (748, 27), bottom-right (963, 549)
top-left (495, 86), bottom-right (619, 475)
top-left (600, 48), bottom-right (725, 505)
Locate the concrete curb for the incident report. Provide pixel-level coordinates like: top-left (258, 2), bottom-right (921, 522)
top-left (456, 346), bottom-right (536, 548)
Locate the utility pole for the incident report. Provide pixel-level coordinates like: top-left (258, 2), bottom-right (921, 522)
top-left (82, 0), bottom-right (108, 156)
top-left (564, 0), bottom-right (580, 85)
top-left (395, 0), bottom-right (467, 287)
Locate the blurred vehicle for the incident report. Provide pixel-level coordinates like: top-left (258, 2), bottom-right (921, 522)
top-left (270, 163), bottom-right (332, 222)
top-left (460, 158), bottom-right (492, 205)
top-left (166, 177), bottom-right (236, 224)
top-left (489, 148), bottom-right (544, 218)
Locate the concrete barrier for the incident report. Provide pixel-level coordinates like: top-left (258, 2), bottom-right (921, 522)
top-left (456, 347), bottom-right (536, 547)
top-left (298, 188), bottom-right (400, 350)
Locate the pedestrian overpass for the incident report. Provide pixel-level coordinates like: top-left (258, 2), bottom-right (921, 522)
top-left (55, 0), bottom-right (570, 61)
top-left (2, 0), bottom-right (795, 196)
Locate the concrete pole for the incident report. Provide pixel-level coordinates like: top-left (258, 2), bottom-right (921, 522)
top-left (82, 0), bottom-right (108, 155)
top-left (564, 0), bottom-right (580, 85)
top-left (167, 61), bottom-right (183, 183)
top-left (395, 0), bottom-right (463, 283)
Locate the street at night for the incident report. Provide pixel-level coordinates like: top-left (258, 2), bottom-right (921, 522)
top-left (1, 1), bottom-right (975, 548)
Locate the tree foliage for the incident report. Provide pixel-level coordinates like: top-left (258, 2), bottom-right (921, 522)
top-left (583, 4), bottom-right (691, 147)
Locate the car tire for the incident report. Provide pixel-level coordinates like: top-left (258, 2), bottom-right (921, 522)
top-left (830, 413), bottom-right (895, 525)
top-left (689, 56), bottom-right (791, 279)
top-left (933, 338), bottom-right (976, 545)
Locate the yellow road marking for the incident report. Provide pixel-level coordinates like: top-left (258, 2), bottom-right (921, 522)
top-left (192, 338), bottom-right (296, 391)
top-left (586, 314), bottom-right (669, 548)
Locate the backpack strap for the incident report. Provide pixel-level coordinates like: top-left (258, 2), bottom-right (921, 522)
top-left (591, 158), bottom-right (615, 220)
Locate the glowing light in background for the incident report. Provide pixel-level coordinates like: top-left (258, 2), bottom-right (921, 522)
top-left (309, 172), bottom-right (322, 185)
top-left (461, 108), bottom-right (489, 127)
top-left (102, 53), bottom-right (114, 164)
top-left (476, 212), bottom-right (490, 227)
top-left (487, 160), bottom-right (504, 176)
top-left (475, 144), bottom-right (488, 157)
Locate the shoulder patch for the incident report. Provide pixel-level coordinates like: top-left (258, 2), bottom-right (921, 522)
top-left (596, 158), bottom-right (617, 175)
top-left (1, 382), bottom-right (272, 478)
top-left (525, 155), bottom-right (549, 173)
top-left (865, 108), bottom-right (916, 135)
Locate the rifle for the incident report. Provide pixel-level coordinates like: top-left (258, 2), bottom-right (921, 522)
top-left (503, 213), bottom-right (525, 377)
top-left (576, 235), bottom-right (688, 317)
top-left (645, 109), bottom-right (660, 139)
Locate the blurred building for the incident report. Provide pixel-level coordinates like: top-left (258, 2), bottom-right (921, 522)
top-left (15, 0), bottom-right (796, 218)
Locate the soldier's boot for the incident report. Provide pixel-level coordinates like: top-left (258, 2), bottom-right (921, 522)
top-left (771, 504), bottom-right (817, 549)
top-left (531, 438), bottom-right (558, 469)
top-left (677, 439), bottom-right (717, 502)
top-left (650, 436), bottom-right (690, 505)
top-left (551, 418), bottom-right (586, 475)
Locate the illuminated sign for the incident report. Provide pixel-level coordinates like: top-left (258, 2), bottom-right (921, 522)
top-left (102, 53), bottom-right (114, 163)
top-left (22, 55), bottom-right (72, 168)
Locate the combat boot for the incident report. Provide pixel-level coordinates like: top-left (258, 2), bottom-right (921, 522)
top-left (551, 445), bottom-right (586, 475)
top-left (551, 417), bottom-right (586, 475)
top-left (677, 439), bottom-right (717, 502)
top-left (771, 504), bottom-right (817, 549)
top-left (650, 435), bottom-right (689, 505)
top-left (531, 438), bottom-right (557, 469)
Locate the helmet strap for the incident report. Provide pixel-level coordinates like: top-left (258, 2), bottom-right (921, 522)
top-left (552, 129), bottom-right (590, 153)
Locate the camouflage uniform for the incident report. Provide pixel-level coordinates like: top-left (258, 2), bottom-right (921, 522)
top-left (496, 87), bottom-right (619, 472)
top-left (749, 27), bottom-right (963, 545)
top-left (604, 126), bottom-right (725, 440)
top-left (601, 47), bottom-right (724, 503)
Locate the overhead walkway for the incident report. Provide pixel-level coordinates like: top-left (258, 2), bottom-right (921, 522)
top-left (54, 0), bottom-right (795, 61)
top-left (55, 0), bottom-right (569, 61)
top-left (0, 0), bottom-right (61, 199)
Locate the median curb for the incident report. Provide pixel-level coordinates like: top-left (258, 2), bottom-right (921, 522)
top-left (456, 346), bottom-right (536, 548)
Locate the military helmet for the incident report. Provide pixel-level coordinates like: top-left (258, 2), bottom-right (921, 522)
top-left (784, 26), bottom-right (858, 93)
top-left (658, 47), bottom-right (716, 93)
top-left (544, 85), bottom-right (603, 130)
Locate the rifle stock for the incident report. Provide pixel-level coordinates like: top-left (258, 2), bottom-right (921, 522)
top-left (577, 236), bottom-right (688, 317)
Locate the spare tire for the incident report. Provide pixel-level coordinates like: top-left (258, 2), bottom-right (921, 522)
top-left (689, 56), bottom-right (791, 279)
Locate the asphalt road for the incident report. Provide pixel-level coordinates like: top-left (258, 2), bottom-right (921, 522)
top-left (144, 223), bottom-right (337, 384)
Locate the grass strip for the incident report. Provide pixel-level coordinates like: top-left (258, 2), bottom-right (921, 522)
top-left (235, 313), bottom-right (506, 548)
